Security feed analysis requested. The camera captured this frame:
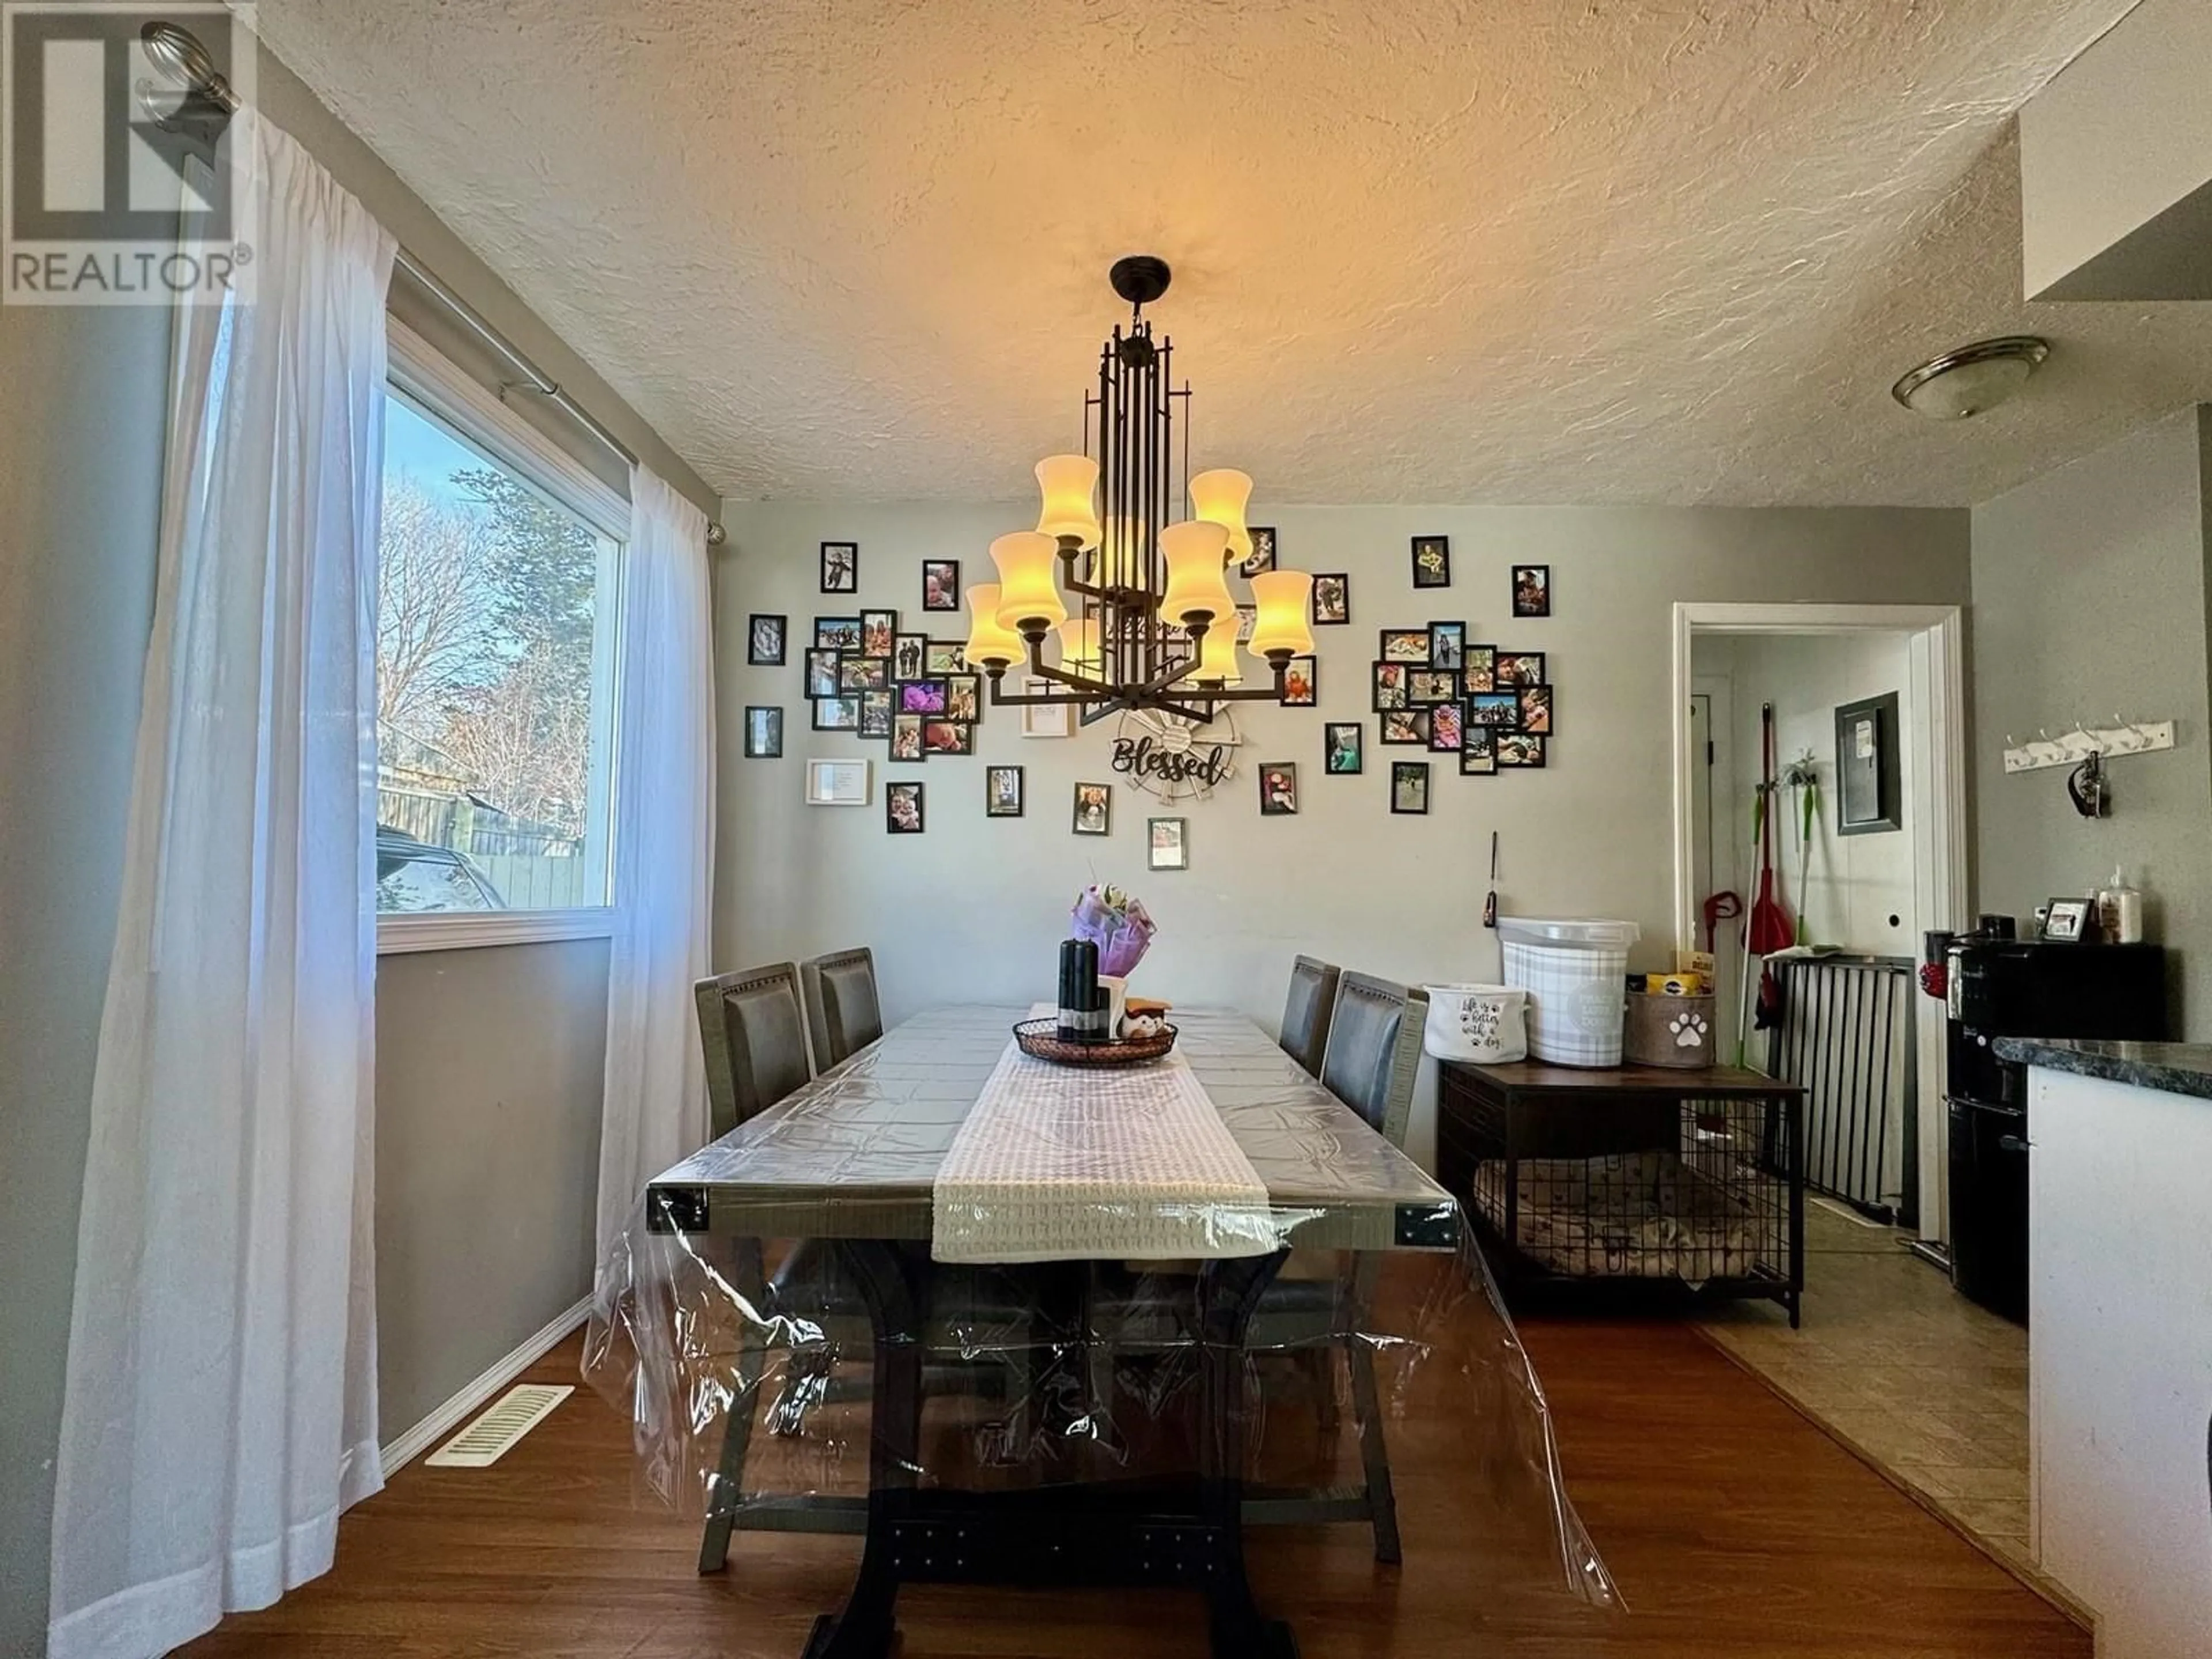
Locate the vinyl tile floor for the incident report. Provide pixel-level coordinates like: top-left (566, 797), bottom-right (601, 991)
top-left (1695, 1202), bottom-right (2039, 1577)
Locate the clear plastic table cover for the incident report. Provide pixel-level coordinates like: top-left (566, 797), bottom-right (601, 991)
top-left (582, 1006), bottom-right (1618, 1613)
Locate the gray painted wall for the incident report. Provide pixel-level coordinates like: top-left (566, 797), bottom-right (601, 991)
top-left (1970, 407), bottom-right (2212, 1036)
top-left (715, 499), bottom-right (1968, 1161)
top-left (0, 302), bottom-right (170, 1659)
top-left (0, 41), bottom-right (707, 1657)
top-left (373, 940), bottom-right (609, 1433)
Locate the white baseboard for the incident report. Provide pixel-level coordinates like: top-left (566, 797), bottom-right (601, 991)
top-left (378, 1296), bottom-right (592, 1475)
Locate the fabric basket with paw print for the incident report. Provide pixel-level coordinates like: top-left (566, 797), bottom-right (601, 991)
top-left (1623, 993), bottom-right (1717, 1069)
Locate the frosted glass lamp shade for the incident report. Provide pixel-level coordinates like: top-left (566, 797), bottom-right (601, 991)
top-left (1188, 468), bottom-right (1253, 565)
top-left (991, 531), bottom-right (1067, 632)
top-left (1190, 623), bottom-right (1243, 686)
top-left (1096, 516), bottom-right (1149, 590)
top-left (1159, 520), bottom-right (1234, 628)
top-left (1247, 570), bottom-right (1315, 658)
top-left (961, 582), bottom-right (1028, 668)
top-left (1056, 616), bottom-right (1104, 673)
top-left (1033, 454), bottom-right (1103, 548)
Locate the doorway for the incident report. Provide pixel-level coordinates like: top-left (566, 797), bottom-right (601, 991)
top-left (1670, 602), bottom-right (1966, 1243)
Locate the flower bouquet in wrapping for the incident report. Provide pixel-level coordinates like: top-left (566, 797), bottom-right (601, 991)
top-left (1070, 884), bottom-right (1154, 979)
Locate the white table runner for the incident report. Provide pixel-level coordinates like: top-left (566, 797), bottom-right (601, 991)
top-left (930, 1024), bottom-right (1279, 1264)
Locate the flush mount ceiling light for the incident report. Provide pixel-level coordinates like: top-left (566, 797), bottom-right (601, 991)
top-left (965, 256), bottom-right (1315, 726)
top-left (1891, 336), bottom-right (2050, 421)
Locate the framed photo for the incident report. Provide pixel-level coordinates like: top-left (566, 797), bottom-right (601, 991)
top-left (1236, 603), bottom-right (1258, 644)
top-left (1380, 709), bottom-right (1429, 745)
top-left (2042, 897), bottom-right (2093, 942)
top-left (1148, 816), bottom-right (1190, 870)
top-left (1429, 620), bottom-right (1466, 672)
top-left (1372, 661), bottom-right (1410, 711)
top-left (1279, 655), bottom-right (1318, 707)
top-left (925, 641), bottom-right (968, 676)
top-left (1241, 526), bottom-right (1277, 578)
top-left (1380, 628), bottom-right (1430, 664)
top-left (1311, 573), bottom-right (1351, 626)
top-left (820, 540), bottom-right (859, 594)
top-left (1257, 762), bottom-right (1299, 816)
top-left (1498, 732), bottom-right (1548, 768)
top-left (944, 673), bottom-right (982, 723)
top-left (859, 609), bottom-right (897, 659)
top-left (889, 714), bottom-right (925, 762)
top-left (922, 718), bottom-right (973, 756)
top-left (1512, 564), bottom-right (1551, 618)
top-left (748, 613), bottom-right (786, 666)
top-left (885, 780), bottom-right (925, 834)
top-left (1467, 691), bottom-right (1522, 728)
top-left (1391, 761), bottom-right (1431, 815)
top-left (1429, 702), bottom-right (1464, 753)
top-left (858, 689), bottom-right (893, 739)
top-left (804, 648), bottom-right (840, 700)
top-left (838, 654), bottom-right (889, 691)
top-left (898, 679), bottom-right (949, 716)
top-left (815, 616), bottom-right (862, 653)
top-left (1835, 692), bottom-right (1902, 834)
top-left (1461, 726), bottom-right (1498, 775)
top-left (922, 559), bottom-right (961, 611)
top-left (1021, 677), bottom-right (1072, 737)
top-left (1408, 669), bottom-right (1460, 706)
top-left (1411, 535), bottom-right (1451, 589)
top-left (1517, 684), bottom-right (1554, 736)
top-left (804, 757), bottom-right (871, 805)
top-left (1324, 722), bottom-right (1364, 775)
top-left (1072, 782), bottom-right (1112, 836)
top-left (1496, 651), bottom-right (1546, 688)
top-left (1462, 645), bottom-right (1498, 693)
top-left (813, 695), bottom-right (863, 731)
top-left (986, 765), bottom-right (1025, 817)
top-left (893, 632), bottom-right (929, 681)
top-left (743, 706), bottom-right (783, 759)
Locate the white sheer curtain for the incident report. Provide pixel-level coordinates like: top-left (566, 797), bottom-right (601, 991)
top-left (593, 469), bottom-right (716, 1295)
top-left (47, 113), bottom-right (393, 1659)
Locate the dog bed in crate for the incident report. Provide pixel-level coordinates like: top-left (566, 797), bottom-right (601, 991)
top-left (1472, 1152), bottom-right (1758, 1286)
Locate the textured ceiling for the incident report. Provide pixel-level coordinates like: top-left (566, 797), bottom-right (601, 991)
top-left (255, 0), bottom-right (2212, 507)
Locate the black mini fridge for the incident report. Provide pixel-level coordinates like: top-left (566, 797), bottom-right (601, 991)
top-left (1944, 937), bottom-right (2166, 1321)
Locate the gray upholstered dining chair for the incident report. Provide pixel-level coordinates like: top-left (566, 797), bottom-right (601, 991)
top-left (801, 947), bottom-right (884, 1074)
top-left (1278, 955), bottom-right (1340, 1077)
top-left (692, 963), bottom-right (1045, 1575)
top-left (1244, 972), bottom-right (1429, 1562)
top-left (695, 963), bottom-right (813, 1140)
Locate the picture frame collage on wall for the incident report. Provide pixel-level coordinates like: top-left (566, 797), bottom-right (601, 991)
top-left (1370, 620), bottom-right (1551, 777)
top-left (801, 604), bottom-right (984, 768)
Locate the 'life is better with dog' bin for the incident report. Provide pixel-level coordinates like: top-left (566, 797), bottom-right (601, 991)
top-left (1498, 917), bottom-right (1640, 1067)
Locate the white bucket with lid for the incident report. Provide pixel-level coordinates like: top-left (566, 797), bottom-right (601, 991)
top-left (1498, 917), bottom-right (1642, 1067)
top-left (1422, 983), bottom-right (1528, 1063)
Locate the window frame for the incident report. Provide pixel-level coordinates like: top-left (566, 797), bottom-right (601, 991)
top-left (376, 320), bottom-right (629, 956)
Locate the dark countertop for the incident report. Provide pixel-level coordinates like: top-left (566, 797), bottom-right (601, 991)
top-left (1993, 1038), bottom-right (2212, 1102)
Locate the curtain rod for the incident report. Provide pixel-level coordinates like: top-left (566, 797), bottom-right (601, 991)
top-left (141, 20), bottom-right (725, 546)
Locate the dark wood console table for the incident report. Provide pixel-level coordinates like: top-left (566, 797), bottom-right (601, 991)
top-left (1438, 1060), bottom-right (1806, 1327)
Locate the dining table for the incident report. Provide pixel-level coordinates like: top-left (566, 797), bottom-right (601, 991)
top-left (642, 1003), bottom-right (1467, 1659)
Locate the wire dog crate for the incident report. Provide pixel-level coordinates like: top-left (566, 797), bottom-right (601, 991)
top-left (1437, 1062), bottom-right (1806, 1327)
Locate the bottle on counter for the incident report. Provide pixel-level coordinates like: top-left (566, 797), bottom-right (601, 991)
top-left (2097, 867), bottom-right (2145, 944)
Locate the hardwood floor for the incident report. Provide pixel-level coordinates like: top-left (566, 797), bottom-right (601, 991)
top-left (180, 1314), bottom-right (2089, 1658)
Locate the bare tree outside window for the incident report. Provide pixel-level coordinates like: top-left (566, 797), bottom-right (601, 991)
top-left (374, 394), bottom-right (615, 914)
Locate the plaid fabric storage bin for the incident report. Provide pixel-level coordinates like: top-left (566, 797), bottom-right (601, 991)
top-left (1498, 918), bottom-right (1639, 1067)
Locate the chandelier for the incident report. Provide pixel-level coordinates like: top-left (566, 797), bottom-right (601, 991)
top-left (965, 256), bottom-right (1315, 726)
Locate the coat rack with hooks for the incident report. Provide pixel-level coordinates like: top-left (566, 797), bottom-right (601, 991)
top-left (2002, 718), bottom-right (2175, 775)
